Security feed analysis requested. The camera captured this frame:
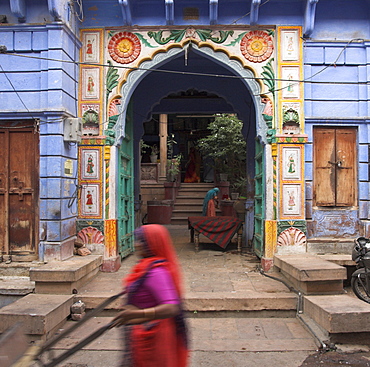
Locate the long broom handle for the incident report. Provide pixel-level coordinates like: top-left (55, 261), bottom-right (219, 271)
top-left (42, 320), bottom-right (116, 367)
top-left (39, 290), bottom-right (126, 354)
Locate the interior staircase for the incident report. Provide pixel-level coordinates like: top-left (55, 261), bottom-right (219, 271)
top-left (170, 183), bottom-right (216, 225)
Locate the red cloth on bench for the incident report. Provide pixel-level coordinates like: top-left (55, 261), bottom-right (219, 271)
top-left (188, 216), bottom-right (243, 249)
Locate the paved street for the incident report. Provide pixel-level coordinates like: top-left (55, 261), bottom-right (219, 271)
top-left (33, 315), bottom-right (316, 367)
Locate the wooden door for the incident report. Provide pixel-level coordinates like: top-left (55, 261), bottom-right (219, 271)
top-left (0, 122), bottom-right (39, 260)
top-left (314, 127), bottom-right (356, 207)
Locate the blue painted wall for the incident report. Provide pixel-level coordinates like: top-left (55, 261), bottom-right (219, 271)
top-left (0, 0), bottom-right (81, 259)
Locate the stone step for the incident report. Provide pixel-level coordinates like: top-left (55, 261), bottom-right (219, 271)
top-left (274, 254), bottom-right (347, 295)
top-left (307, 237), bottom-right (355, 255)
top-left (303, 294), bottom-right (370, 345)
top-left (317, 254), bottom-right (356, 267)
top-left (172, 209), bottom-right (203, 217)
top-left (0, 294), bottom-right (74, 342)
top-left (171, 217), bottom-right (191, 225)
top-left (175, 198), bottom-right (204, 204)
top-left (0, 261), bottom-right (45, 277)
top-left (177, 193), bottom-right (208, 199)
top-left (29, 255), bottom-right (103, 294)
top-left (75, 291), bottom-right (298, 316)
top-left (179, 183), bottom-right (214, 189)
top-left (0, 276), bottom-right (35, 309)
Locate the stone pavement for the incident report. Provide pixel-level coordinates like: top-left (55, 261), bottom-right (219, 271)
top-left (31, 225), bottom-right (323, 366)
top-left (78, 225), bottom-right (297, 313)
top-left (32, 315), bottom-right (317, 367)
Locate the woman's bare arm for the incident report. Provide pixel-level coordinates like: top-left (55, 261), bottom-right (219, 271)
top-left (110, 303), bottom-right (180, 327)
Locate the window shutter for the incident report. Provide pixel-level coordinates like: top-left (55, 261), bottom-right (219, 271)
top-left (335, 129), bottom-right (356, 206)
top-left (314, 128), bottom-right (336, 206)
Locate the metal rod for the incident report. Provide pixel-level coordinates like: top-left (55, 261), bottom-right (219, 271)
top-left (39, 290), bottom-right (125, 354)
top-left (42, 321), bottom-right (115, 367)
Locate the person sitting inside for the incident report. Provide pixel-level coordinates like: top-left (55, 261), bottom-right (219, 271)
top-left (184, 147), bottom-right (200, 183)
top-left (202, 187), bottom-right (219, 216)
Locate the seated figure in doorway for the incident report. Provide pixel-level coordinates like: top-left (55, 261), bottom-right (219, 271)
top-left (184, 147), bottom-right (200, 183)
top-left (202, 187), bottom-right (219, 216)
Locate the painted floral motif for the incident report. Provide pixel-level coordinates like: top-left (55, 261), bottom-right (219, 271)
top-left (108, 32), bottom-right (141, 64)
top-left (240, 30), bottom-right (274, 63)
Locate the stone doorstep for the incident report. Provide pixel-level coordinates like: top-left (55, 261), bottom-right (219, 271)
top-left (274, 255), bottom-right (347, 281)
top-left (77, 292), bottom-right (298, 314)
top-left (318, 254), bottom-right (356, 267)
top-left (0, 262), bottom-right (45, 277)
top-left (0, 294), bottom-right (74, 342)
top-left (274, 254), bottom-right (347, 295)
top-left (29, 255), bottom-right (103, 295)
top-left (304, 294), bottom-right (370, 334)
top-left (307, 238), bottom-right (354, 255)
top-left (0, 276), bottom-right (35, 295)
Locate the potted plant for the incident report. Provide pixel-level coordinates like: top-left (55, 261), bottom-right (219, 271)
top-left (197, 114), bottom-right (247, 191)
top-left (150, 144), bottom-right (159, 163)
top-left (166, 154), bottom-right (182, 182)
top-left (140, 139), bottom-right (150, 155)
top-left (139, 139), bottom-right (150, 162)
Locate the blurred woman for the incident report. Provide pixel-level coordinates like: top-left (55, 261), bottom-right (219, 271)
top-left (111, 224), bottom-right (188, 367)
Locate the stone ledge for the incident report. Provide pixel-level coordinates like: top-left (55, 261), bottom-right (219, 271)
top-left (29, 255), bottom-right (103, 294)
top-left (304, 294), bottom-right (370, 334)
top-left (318, 254), bottom-right (356, 267)
top-left (0, 294), bottom-right (74, 342)
top-left (307, 238), bottom-right (354, 255)
top-left (274, 254), bottom-right (347, 295)
top-left (0, 276), bottom-right (35, 295)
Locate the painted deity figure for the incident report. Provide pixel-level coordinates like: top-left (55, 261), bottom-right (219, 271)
top-left (87, 76), bottom-right (95, 94)
top-left (86, 191), bottom-right (93, 206)
top-left (86, 155), bottom-right (94, 174)
top-left (287, 154), bottom-right (296, 174)
top-left (86, 39), bottom-right (93, 55)
top-left (288, 191), bottom-right (295, 209)
top-left (287, 36), bottom-right (294, 52)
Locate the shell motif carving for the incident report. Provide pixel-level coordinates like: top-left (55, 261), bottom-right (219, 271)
top-left (78, 226), bottom-right (104, 245)
top-left (277, 227), bottom-right (306, 247)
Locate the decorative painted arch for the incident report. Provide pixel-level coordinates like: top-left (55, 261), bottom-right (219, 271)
top-left (111, 43), bottom-right (269, 145)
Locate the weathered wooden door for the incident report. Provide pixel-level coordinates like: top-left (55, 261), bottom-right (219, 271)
top-left (0, 121), bottom-right (39, 260)
top-left (314, 127), bottom-right (357, 207)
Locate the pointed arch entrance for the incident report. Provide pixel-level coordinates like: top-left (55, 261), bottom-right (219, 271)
top-left (113, 43), bottom-right (269, 257)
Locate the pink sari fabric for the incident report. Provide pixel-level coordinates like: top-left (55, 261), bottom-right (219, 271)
top-left (122, 225), bottom-right (189, 367)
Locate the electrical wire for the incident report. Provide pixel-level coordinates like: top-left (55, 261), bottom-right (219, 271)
top-left (1, 48), bottom-right (368, 89)
top-left (0, 63), bottom-right (36, 120)
top-left (230, 0), bottom-right (271, 25)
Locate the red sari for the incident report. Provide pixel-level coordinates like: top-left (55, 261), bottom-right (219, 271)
top-left (122, 225), bottom-right (188, 367)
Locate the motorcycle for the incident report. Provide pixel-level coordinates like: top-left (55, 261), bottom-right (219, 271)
top-left (351, 236), bottom-right (370, 303)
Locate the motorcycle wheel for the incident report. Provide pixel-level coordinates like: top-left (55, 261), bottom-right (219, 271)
top-left (351, 273), bottom-right (370, 304)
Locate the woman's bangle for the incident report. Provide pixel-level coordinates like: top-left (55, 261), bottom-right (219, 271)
top-left (143, 307), bottom-right (156, 320)
top-left (144, 307), bottom-right (155, 320)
